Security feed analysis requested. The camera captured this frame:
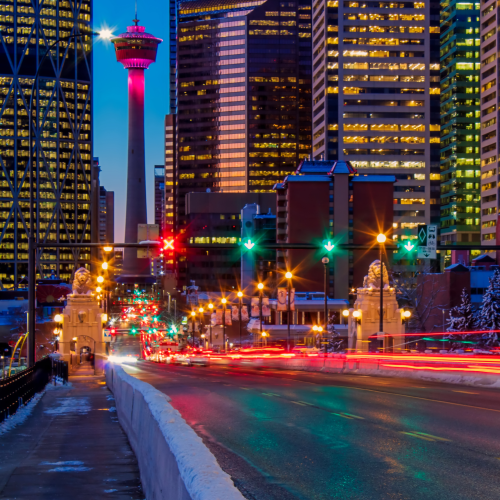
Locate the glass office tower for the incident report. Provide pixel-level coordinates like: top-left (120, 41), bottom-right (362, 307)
top-left (480, 0), bottom-right (499, 244)
top-left (176, 0), bottom-right (311, 217)
top-left (0, 0), bottom-right (93, 287)
top-left (311, 0), bottom-right (441, 271)
top-left (440, 0), bottom-right (480, 251)
top-left (175, 0), bottom-right (312, 287)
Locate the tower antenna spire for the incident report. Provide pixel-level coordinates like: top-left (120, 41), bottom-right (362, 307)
top-left (133, 0), bottom-right (139, 25)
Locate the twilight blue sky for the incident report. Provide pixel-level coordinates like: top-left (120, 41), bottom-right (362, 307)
top-left (93, 0), bottom-right (169, 242)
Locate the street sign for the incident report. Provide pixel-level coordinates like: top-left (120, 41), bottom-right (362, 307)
top-left (103, 329), bottom-right (111, 342)
top-left (417, 224), bottom-right (437, 259)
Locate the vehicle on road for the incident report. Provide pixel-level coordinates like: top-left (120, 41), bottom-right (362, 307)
top-left (167, 347), bottom-right (210, 366)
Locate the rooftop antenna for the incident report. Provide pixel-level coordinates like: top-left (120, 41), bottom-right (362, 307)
top-left (133, 0), bottom-right (139, 25)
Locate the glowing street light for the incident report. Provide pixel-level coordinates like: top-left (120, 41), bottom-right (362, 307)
top-left (54, 314), bottom-right (62, 323)
top-left (97, 276), bottom-right (104, 284)
top-left (98, 28), bottom-right (114, 40)
top-left (377, 233), bottom-right (387, 336)
top-left (221, 298), bottom-right (227, 351)
top-left (285, 272), bottom-right (293, 351)
top-left (101, 262), bottom-right (108, 270)
top-left (103, 246), bottom-right (113, 252)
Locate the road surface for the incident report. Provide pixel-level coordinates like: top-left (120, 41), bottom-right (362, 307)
top-left (112, 334), bottom-right (500, 499)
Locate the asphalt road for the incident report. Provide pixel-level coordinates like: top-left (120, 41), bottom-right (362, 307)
top-left (115, 339), bottom-right (500, 499)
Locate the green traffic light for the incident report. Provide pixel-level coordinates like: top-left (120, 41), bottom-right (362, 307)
top-left (243, 239), bottom-right (255, 250)
top-left (323, 240), bottom-right (335, 252)
top-left (403, 241), bottom-right (415, 252)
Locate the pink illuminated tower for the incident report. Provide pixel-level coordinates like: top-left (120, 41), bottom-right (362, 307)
top-left (112, 16), bottom-right (162, 283)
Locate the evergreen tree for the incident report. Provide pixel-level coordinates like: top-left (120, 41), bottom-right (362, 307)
top-left (446, 288), bottom-right (475, 332)
top-left (475, 268), bottom-right (500, 344)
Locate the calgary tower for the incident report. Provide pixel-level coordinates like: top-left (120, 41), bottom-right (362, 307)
top-left (112, 14), bottom-right (162, 283)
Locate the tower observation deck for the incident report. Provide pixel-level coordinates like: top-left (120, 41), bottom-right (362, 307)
top-left (111, 20), bottom-right (162, 283)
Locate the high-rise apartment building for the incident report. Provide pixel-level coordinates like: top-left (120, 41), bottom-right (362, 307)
top-left (175, 0), bottom-right (312, 238)
top-left (0, 0), bottom-right (93, 286)
top-left (311, 0), bottom-right (441, 269)
top-left (170, 0), bottom-right (178, 115)
top-left (99, 186), bottom-right (114, 245)
top-left (440, 0), bottom-right (480, 255)
top-left (480, 0), bottom-right (499, 244)
top-left (154, 165), bottom-right (165, 232)
top-left (164, 115), bottom-right (177, 236)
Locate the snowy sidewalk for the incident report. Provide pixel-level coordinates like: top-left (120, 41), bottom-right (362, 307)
top-left (0, 376), bottom-right (143, 500)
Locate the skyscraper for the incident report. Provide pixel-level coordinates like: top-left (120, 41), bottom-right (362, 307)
top-left (169, 0), bottom-right (178, 115)
top-left (440, 0), bottom-right (480, 260)
top-left (112, 18), bottom-right (162, 282)
top-left (0, 0), bottom-right (93, 287)
top-left (99, 186), bottom-right (115, 245)
top-left (480, 0), bottom-right (498, 245)
top-left (174, 0), bottom-right (312, 287)
top-left (311, 0), bottom-right (441, 271)
top-left (154, 165), bottom-right (165, 232)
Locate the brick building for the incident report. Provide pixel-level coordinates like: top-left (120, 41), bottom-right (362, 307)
top-left (275, 159), bottom-right (395, 298)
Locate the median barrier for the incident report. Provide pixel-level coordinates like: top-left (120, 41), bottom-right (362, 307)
top-left (105, 363), bottom-right (245, 500)
top-left (210, 354), bottom-right (500, 388)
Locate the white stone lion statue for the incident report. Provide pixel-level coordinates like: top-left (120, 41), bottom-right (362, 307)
top-left (72, 267), bottom-right (92, 295)
top-left (362, 260), bottom-right (389, 289)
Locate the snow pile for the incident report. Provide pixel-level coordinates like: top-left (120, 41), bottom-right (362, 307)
top-left (0, 390), bottom-right (45, 436)
top-left (107, 363), bottom-right (244, 500)
top-left (44, 397), bottom-right (90, 415)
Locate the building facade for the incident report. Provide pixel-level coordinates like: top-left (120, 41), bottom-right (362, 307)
top-left (175, 0), bottom-right (312, 231)
top-left (0, 0), bottom-right (93, 286)
top-left (310, 0), bottom-right (441, 271)
top-left (98, 186), bottom-right (114, 245)
top-left (154, 165), bottom-right (165, 233)
top-left (170, 0), bottom-right (178, 115)
top-left (180, 192), bottom-right (275, 291)
top-left (440, 0), bottom-right (480, 253)
top-left (480, 0), bottom-right (499, 244)
top-left (275, 159), bottom-right (395, 298)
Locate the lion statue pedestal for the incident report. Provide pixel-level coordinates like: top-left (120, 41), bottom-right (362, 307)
top-left (58, 268), bottom-right (108, 374)
top-left (347, 260), bottom-right (405, 353)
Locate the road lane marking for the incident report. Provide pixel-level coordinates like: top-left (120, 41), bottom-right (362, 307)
top-left (240, 387), bottom-right (250, 390)
top-left (262, 392), bottom-right (281, 397)
top-left (291, 401), bottom-right (308, 406)
top-left (401, 431), bottom-right (435, 442)
top-left (332, 413), bottom-right (354, 419)
top-left (298, 401), bottom-right (314, 405)
top-left (337, 385), bottom-right (500, 413)
top-left (452, 390), bottom-right (479, 395)
top-left (342, 412), bottom-right (364, 419)
top-left (412, 431), bottom-right (450, 442)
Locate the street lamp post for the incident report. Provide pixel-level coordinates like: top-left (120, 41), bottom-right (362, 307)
top-left (285, 272), bottom-right (293, 352)
top-left (322, 257), bottom-right (329, 354)
top-left (221, 298), bottom-right (227, 351)
top-left (198, 307), bottom-right (204, 347)
top-left (208, 303), bottom-right (214, 347)
top-left (190, 311), bottom-right (196, 348)
top-left (237, 291), bottom-right (243, 348)
top-left (27, 30), bottom-right (112, 367)
top-left (377, 233), bottom-right (387, 338)
top-left (258, 282), bottom-right (264, 336)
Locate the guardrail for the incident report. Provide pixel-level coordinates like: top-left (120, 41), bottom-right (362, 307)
top-left (52, 359), bottom-right (69, 384)
top-left (0, 356), bottom-right (51, 423)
